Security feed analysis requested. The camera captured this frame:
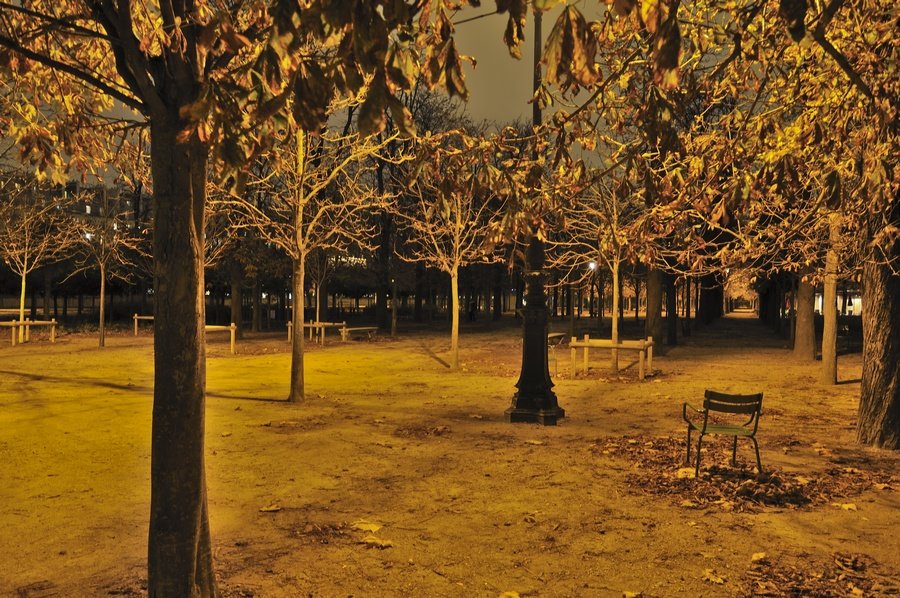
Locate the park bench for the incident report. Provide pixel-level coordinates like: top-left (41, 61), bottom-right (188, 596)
top-left (286, 321), bottom-right (347, 345)
top-left (1, 318), bottom-right (57, 346)
top-left (683, 390), bottom-right (764, 476)
top-left (133, 313), bottom-right (154, 335)
top-left (204, 323), bottom-right (237, 354)
top-left (340, 326), bottom-right (379, 341)
top-left (569, 335), bottom-right (654, 380)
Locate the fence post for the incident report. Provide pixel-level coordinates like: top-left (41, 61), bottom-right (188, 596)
top-left (25, 318), bottom-right (31, 342)
top-left (51, 318), bottom-right (57, 343)
top-left (10, 321), bottom-right (15, 346)
top-left (287, 321), bottom-right (293, 342)
top-left (229, 323), bottom-right (236, 354)
top-left (582, 334), bottom-right (589, 373)
top-left (570, 337), bottom-right (577, 375)
top-left (134, 313), bottom-right (139, 336)
top-left (639, 348), bottom-right (645, 380)
top-left (646, 335), bottom-right (654, 372)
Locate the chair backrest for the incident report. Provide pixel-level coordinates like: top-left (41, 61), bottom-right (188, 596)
top-left (703, 390), bottom-right (763, 415)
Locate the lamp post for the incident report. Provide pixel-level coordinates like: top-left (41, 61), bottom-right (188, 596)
top-left (506, 10), bottom-right (565, 425)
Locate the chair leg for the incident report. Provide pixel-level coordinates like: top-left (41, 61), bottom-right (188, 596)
top-left (694, 434), bottom-right (704, 477)
top-left (732, 436), bottom-right (738, 466)
top-left (751, 437), bottom-right (762, 473)
top-left (686, 427), bottom-right (692, 464)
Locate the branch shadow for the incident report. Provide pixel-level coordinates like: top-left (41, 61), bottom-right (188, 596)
top-left (417, 342), bottom-right (451, 369)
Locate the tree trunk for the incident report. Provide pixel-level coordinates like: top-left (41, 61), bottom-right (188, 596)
top-left (147, 124), bottom-right (216, 597)
top-left (414, 264), bottom-right (424, 322)
top-left (288, 259), bottom-right (306, 403)
top-left (391, 276), bottom-right (398, 338)
top-left (99, 265), bottom-right (106, 347)
top-left (230, 267), bottom-right (243, 340)
top-left (645, 268), bottom-right (663, 346)
top-left (493, 263), bottom-right (503, 320)
top-left (666, 274), bottom-right (678, 346)
top-left (611, 263), bottom-right (619, 373)
top-left (18, 268), bottom-right (27, 343)
top-left (634, 276), bottom-right (640, 322)
top-left (43, 269), bottom-right (52, 318)
top-left (822, 216), bottom-right (840, 384)
top-left (793, 276), bottom-right (816, 360)
top-left (251, 280), bottom-right (261, 333)
top-left (450, 269), bottom-right (459, 370)
top-left (683, 277), bottom-right (692, 337)
top-left (857, 227), bottom-right (900, 449)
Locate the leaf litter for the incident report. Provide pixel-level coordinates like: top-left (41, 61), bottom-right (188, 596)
top-left (594, 435), bottom-right (897, 512)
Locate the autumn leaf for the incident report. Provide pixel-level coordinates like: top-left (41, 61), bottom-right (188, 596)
top-left (533, 0), bottom-right (566, 11)
top-left (779, 0), bottom-right (808, 42)
top-left (359, 534), bottom-right (393, 549)
top-left (496, 0), bottom-right (528, 58)
top-left (611, 0), bottom-right (637, 17)
top-left (292, 62), bottom-right (333, 132)
top-left (702, 568), bottom-right (726, 584)
top-left (351, 520), bottom-right (382, 532)
top-left (653, 18), bottom-right (681, 90)
top-left (544, 7), bottom-right (599, 93)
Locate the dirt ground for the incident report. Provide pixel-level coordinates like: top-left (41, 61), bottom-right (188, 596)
top-left (0, 312), bottom-right (898, 597)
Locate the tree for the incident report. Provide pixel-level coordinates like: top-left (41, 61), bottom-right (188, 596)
top-left (394, 130), bottom-right (503, 370)
top-left (2, 0), bottom-right (501, 592)
top-left (0, 173), bottom-right (77, 341)
top-left (232, 100), bottom-right (398, 402)
top-left (69, 186), bottom-right (145, 347)
top-left (549, 171), bottom-right (644, 373)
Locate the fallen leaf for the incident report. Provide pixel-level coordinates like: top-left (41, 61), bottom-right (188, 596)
top-left (259, 504), bottom-right (281, 513)
top-left (676, 467), bottom-right (696, 479)
top-left (874, 483), bottom-right (892, 491)
top-left (220, 432), bottom-right (232, 437)
top-left (351, 520), bottom-right (382, 532)
top-left (623, 592), bottom-right (643, 598)
top-left (702, 568), bottom-right (726, 584)
top-left (525, 440), bottom-right (544, 446)
top-left (359, 535), bottom-right (393, 549)
top-left (498, 592), bottom-right (520, 598)
top-left (680, 499), bottom-right (699, 508)
top-left (751, 552), bottom-right (768, 563)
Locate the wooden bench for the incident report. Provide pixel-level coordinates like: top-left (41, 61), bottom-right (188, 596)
top-left (286, 321), bottom-right (347, 345)
top-left (683, 390), bottom-right (764, 476)
top-left (205, 323), bottom-right (237, 354)
top-left (133, 314), bottom-right (154, 335)
top-left (569, 335), bottom-right (654, 379)
top-left (1, 318), bottom-right (57, 345)
top-left (341, 326), bottom-right (378, 341)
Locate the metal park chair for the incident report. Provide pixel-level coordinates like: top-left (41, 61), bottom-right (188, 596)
top-left (683, 390), bottom-right (764, 476)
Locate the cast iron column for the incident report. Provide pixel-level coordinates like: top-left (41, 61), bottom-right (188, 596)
top-left (507, 239), bottom-right (565, 424)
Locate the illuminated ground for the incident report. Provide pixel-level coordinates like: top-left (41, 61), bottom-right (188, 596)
top-left (1, 314), bottom-right (898, 597)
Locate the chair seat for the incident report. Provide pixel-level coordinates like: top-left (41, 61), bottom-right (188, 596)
top-left (693, 423), bottom-right (756, 437)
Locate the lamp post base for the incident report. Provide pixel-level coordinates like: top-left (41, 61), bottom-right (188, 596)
top-left (505, 404), bottom-right (565, 425)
